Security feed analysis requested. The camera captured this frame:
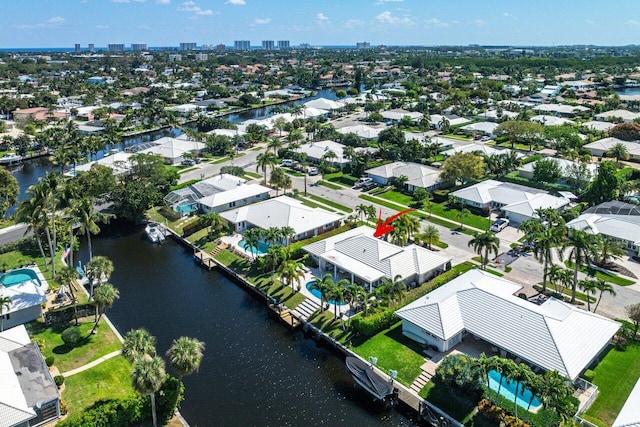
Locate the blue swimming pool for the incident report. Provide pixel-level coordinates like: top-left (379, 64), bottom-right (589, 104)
top-left (0, 268), bottom-right (42, 287)
top-left (239, 239), bottom-right (269, 256)
top-left (488, 369), bottom-right (542, 410)
top-left (305, 280), bottom-right (347, 305)
top-left (176, 202), bottom-right (195, 214)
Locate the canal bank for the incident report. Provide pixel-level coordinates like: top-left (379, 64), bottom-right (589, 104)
top-left (78, 222), bottom-right (418, 426)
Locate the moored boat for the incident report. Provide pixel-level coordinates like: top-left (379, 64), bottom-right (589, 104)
top-left (0, 153), bottom-right (23, 165)
top-left (145, 222), bottom-right (166, 243)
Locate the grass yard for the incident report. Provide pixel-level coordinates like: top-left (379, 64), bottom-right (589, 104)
top-left (306, 194), bottom-right (353, 212)
top-left (351, 322), bottom-right (424, 387)
top-left (325, 172), bottom-right (358, 186)
top-left (563, 261), bottom-right (636, 286)
top-left (284, 169), bottom-right (304, 177)
top-left (583, 343), bottom-right (640, 427)
top-left (244, 171), bottom-right (263, 179)
top-left (62, 355), bottom-right (133, 416)
top-left (26, 319), bottom-right (122, 373)
top-left (0, 248), bottom-right (66, 286)
top-left (318, 180), bottom-right (343, 190)
top-left (178, 167), bottom-right (198, 174)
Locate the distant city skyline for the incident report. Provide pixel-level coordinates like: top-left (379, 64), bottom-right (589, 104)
top-left (1, 0), bottom-right (640, 48)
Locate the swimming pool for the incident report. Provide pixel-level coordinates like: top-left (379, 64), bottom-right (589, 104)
top-left (176, 202), bottom-right (196, 215)
top-left (0, 268), bottom-right (42, 288)
top-left (238, 239), bottom-right (269, 256)
top-left (488, 369), bottom-right (542, 410)
top-left (305, 280), bottom-right (347, 306)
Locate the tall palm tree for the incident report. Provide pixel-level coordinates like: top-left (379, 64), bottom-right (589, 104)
top-left (468, 231), bottom-right (500, 270)
top-left (122, 328), bottom-right (157, 363)
top-left (90, 283), bottom-right (119, 334)
top-left (131, 354), bottom-right (165, 427)
top-left (523, 372), bottom-right (544, 419)
top-left (277, 259), bottom-right (305, 293)
top-left (310, 274), bottom-right (334, 312)
top-left (241, 228), bottom-right (263, 261)
top-left (57, 266), bottom-right (80, 325)
top-left (597, 235), bottom-right (625, 267)
top-left (355, 204), bottom-right (371, 222)
top-left (344, 284), bottom-right (366, 319)
top-left (263, 227), bottom-right (282, 246)
top-left (15, 194), bottom-right (49, 270)
top-left (86, 255), bottom-right (114, 299)
top-left (421, 225), bottom-right (440, 250)
top-left (72, 196), bottom-right (110, 261)
top-left (385, 274), bottom-right (407, 303)
top-left (267, 136), bottom-right (283, 154)
top-left (0, 296), bottom-right (11, 332)
top-left (475, 353), bottom-right (492, 403)
top-left (456, 208), bottom-right (470, 230)
top-left (578, 278), bottom-right (598, 311)
top-left (279, 226), bottom-right (296, 246)
top-left (561, 229), bottom-right (600, 303)
top-left (256, 151), bottom-right (277, 184)
top-left (532, 226), bottom-right (565, 293)
top-left (199, 212), bottom-right (227, 238)
top-left (593, 279), bottom-right (617, 313)
top-left (42, 172), bottom-right (64, 278)
top-left (166, 336), bottom-right (205, 394)
top-left (510, 363), bottom-right (532, 420)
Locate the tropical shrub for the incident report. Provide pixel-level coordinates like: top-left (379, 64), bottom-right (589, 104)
top-left (435, 354), bottom-right (483, 395)
top-left (350, 309), bottom-right (397, 337)
top-left (182, 219), bottom-right (208, 237)
top-left (61, 326), bottom-right (82, 347)
top-left (54, 375), bottom-right (65, 388)
top-left (583, 369), bottom-right (595, 382)
top-left (45, 356), bottom-right (55, 367)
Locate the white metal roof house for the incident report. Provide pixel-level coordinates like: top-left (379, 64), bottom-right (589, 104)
top-left (336, 124), bottom-right (383, 140)
top-left (303, 226), bottom-right (451, 291)
top-left (594, 109), bottom-right (640, 123)
top-left (66, 151), bottom-right (134, 177)
top-left (451, 180), bottom-right (571, 224)
top-left (396, 269), bottom-right (620, 380)
top-left (459, 121), bottom-right (498, 136)
top-left (442, 143), bottom-right (515, 158)
top-left (0, 267), bottom-right (48, 330)
top-left (0, 325), bottom-right (60, 426)
top-left (295, 140), bottom-right (374, 169)
top-left (583, 137), bottom-right (640, 160)
top-left (381, 109), bottom-right (424, 123)
top-left (518, 158), bottom-right (597, 182)
top-left (365, 161), bottom-right (445, 192)
top-left (613, 377), bottom-right (640, 427)
top-left (567, 201), bottom-right (640, 255)
top-left (139, 137), bottom-right (206, 165)
top-left (220, 195), bottom-right (343, 242)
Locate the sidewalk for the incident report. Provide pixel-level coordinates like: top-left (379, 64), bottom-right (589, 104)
top-left (61, 350), bottom-right (122, 377)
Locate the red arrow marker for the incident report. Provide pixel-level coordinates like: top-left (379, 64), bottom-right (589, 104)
top-left (373, 208), bottom-right (415, 238)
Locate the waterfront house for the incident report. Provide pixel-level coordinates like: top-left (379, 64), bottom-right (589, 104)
top-left (566, 201), bottom-right (640, 255)
top-left (396, 269), bottom-right (619, 380)
top-left (220, 195), bottom-right (343, 242)
top-left (67, 151), bottom-right (134, 177)
top-left (0, 325), bottom-right (61, 426)
top-left (139, 137), bottom-right (205, 165)
top-left (450, 180), bottom-right (571, 224)
top-left (0, 267), bottom-right (48, 330)
top-left (303, 226), bottom-right (451, 291)
top-left (365, 161), bottom-right (445, 192)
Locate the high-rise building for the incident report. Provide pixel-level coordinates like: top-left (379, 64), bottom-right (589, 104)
top-left (108, 44), bottom-right (125, 52)
top-left (88, 43), bottom-right (95, 52)
top-left (201, 44), bottom-right (214, 51)
top-left (74, 44), bottom-right (81, 53)
top-left (299, 43), bottom-right (310, 49)
top-left (168, 54), bottom-right (182, 62)
top-left (195, 53), bottom-right (208, 61)
top-left (234, 40), bottom-right (251, 50)
top-left (262, 40), bottom-right (275, 50)
top-left (277, 40), bottom-right (290, 50)
top-left (216, 44), bottom-right (226, 51)
top-left (180, 42), bottom-right (197, 51)
top-left (131, 43), bottom-right (148, 51)
top-left (356, 42), bottom-right (371, 49)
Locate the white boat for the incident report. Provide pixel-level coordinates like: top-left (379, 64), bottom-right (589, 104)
top-left (0, 153), bottom-right (23, 165)
top-left (145, 223), bottom-right (166, 243)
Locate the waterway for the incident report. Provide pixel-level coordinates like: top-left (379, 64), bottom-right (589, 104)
top-left (615, 87), bottom-right (640, 96)
top-left (77, 223), bottom-right (417, 426)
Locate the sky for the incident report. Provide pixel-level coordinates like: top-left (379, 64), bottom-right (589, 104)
top-left (1, 0), bottom-right (640, 48)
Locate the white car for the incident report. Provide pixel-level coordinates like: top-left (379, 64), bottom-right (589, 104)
top-left (490, 218), bottom-right (509, 233)
top-left (308, 167), bottom-right (319, 176)
top-left (354, 177), bottom-right (373, 188)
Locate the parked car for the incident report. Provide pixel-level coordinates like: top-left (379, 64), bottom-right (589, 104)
top-left (490, 218), bottom-right (509, 232)
top-left (181, 159), bottom-right (196, 166)
top-left (361, 181), bottom-right (378, 191)
top-left (308, 167), bottom-right (319, 176)
top-left (354, 177), bottom-right (374, 188)
top-left (481, 136), bottom-right (491, 142)
top-left (280, 159), bottom-right (295, 167)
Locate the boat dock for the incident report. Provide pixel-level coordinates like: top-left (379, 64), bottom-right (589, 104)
top-left (268, 303), bottom-right (301, 328)
top-left (193, 250), bottom-right (217, 270)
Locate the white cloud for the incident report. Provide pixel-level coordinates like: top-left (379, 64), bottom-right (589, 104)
top-left (177, 1), bottom-right (215, 16)
top-left (627, 19), bottom-right (640, 26)
top-left (424, 18), bottom-right (449, 28)
top-left (585, 19), bottom-right (595, 25)
top-left (225, 0), bottom-right (246, 4)
top-left (503, 12), bottom-right (518, 20)
top-left (451, 20), bottom-right (460, 25)
top-left (475, 19), bottom-right (486, 26)
top-left (156, 0), bottom-right (170, 4)
top-left (316, 13), bottom-right (329, 22)
top-left (376, 11), bottom-right (414, 26)
top-left (15, 16), bottom-right (65, 30)
top-left (343, 19), bottom-right (364, 29)
top-left (375, 0), bottom-right (404, 4)
top-left (138, 24), bottom-right (151, 29)
top-left (96, 24), bottom-right (109, 29)
top-left (253, 17), bottom-right (271, 25)
top-left (110, 0), bottom-right (148, 2)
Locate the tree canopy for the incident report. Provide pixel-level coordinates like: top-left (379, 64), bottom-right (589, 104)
top-left (440, 152), bottom-right (485, 185)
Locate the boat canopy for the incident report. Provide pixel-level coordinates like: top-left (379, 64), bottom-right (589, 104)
top-left (345, 357), bottom-right (394, 400)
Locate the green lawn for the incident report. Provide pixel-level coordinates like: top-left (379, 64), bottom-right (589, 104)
top-left (26, 319), bottom-right (122, 373)
top-left (583, 343), bottom-right (640, 427)
top-left (306, 194), bottom-right (353, 212)
top-left (318, 180), bottom-right (343, 190)
top-left (62, 355), bottom-right (133, 416)
top-left (178, 167), bottom-right (198, 174)
top-left (285, 169), bottom-right (304, 177)
top-left (351, 322), bottom-right (424, 386)
top-left (244, 171), bottom-right (263, 179)
top-left (325, 172), bottom-right (358, 186)
top-left (563, 261), bottom-right (635, 286)
top-left (0, 248), bottom-right (66, 287)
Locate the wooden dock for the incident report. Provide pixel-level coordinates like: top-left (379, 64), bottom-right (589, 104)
top-left (194, 250), bottom-right (217, 270)
top-left (268, 303), bottom-right (301, 329)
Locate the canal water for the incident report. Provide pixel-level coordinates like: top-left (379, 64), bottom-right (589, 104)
top-left (77, 223), bottom-right (417, 427)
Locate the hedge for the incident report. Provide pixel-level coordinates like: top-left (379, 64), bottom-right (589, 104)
top-left (182, 219), bottom-right (208, 237)
top-left (0, 237), bottom-right (39, 256)
top-left (45, 303), bottom-right (95, 325)
top-left (350, 308), bottom-right (398, 337)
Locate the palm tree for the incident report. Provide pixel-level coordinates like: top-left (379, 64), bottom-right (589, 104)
top-left (277, 259), bottom-right (305, 293)
top-left (344, 284), bottom-right (366, 321)
top-left (263, 227), bottom-right (282, 246)
top-left (199, 212), bottom-right (227, 238)
top-left (90, 283), bottom-right (119, 334)
top-left (593, 279), bottom-right (617, 313)
top-left (523, 372), bottom-right (543, 419)
top-left (609, 142), bottom-right (629, 163)
top-left (329, 279), bottom-right (349, 317)
top-left (267, 136), bottom-right (283, 154)
top-left (166, 336), bottom-right (205, 394)
top-left (456, 208), bottom-right (470, 230)
top-left (131, 354), bottom-right (165, 427)
top-left (537, 370), bottom-right (572, 412)
top-left (561, 229), bottom-right (600, 303)
top-left (310, 274), bottom-right (334, 312)
top-left (597, 236), bottom-right (625, 267)
top-left (0, 296), bottom-right (11, 332)
top-left (355, 203), bottom-right (370, 222)
top-left (510, 363), bottom-right (532, 420)
top-left (421, 225), bottom-right (440, 250)
top-left (522, 220), bottom-right (565, 293)
top-left (86, 255), bottom-right (114, 299)
top-left (72, 197), bottom-right (110, 260)
top-left (241, 228), bottom-right (263, 261)
top-left (279, 226), bottom-right (296, 246)
top-left (255, 151), bottom-right (277, 183)
top-left (468, 231), bottom-right (500, 270)
top-left (578, 278), bottom-right (598, 311)
top-left (42, 172), bottom-right (64, 278)
top-left (15, 194), bottom-right (49, 270)
top-left (122, 328), bottom-right (157, 363)
top-left (57, 266), bottom-right (80, 325)
top-left (475, 353), bottom-right (492, 403)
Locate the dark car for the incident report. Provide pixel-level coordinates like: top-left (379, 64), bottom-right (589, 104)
top-left (361, 181), bottom-right (378, 191)
top-left (181, 159), bottom-right (196, 166)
